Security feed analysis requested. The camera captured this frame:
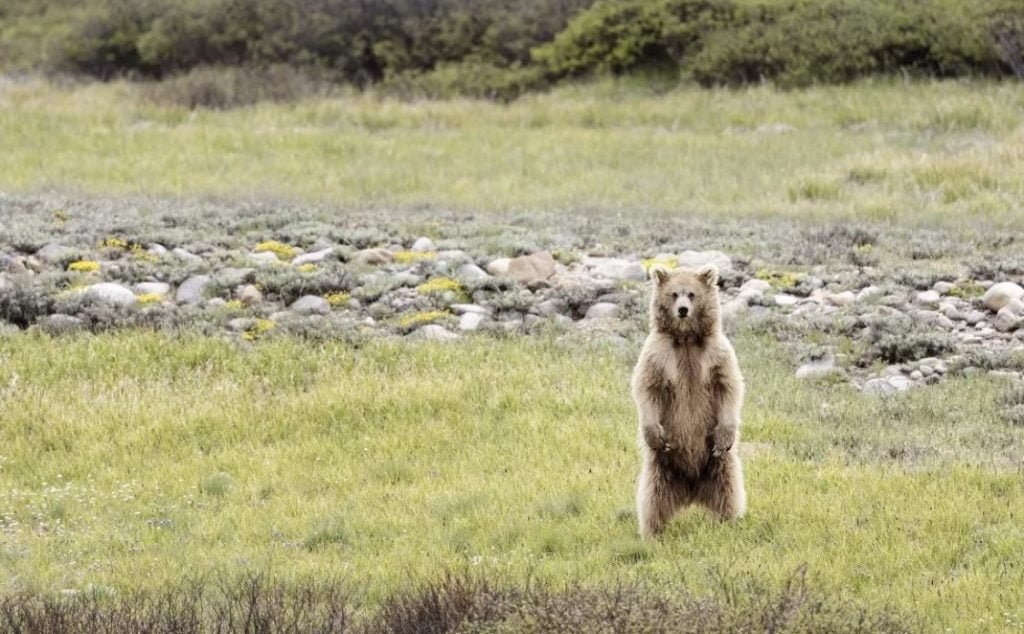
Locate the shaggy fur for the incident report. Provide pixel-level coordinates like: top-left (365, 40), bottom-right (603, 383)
top-left (631, 264), bottom-right (746, 538)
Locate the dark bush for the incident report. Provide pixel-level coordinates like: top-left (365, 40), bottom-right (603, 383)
top-left (139, 64), bottom-right (332, 109)
top-left (0, 569), bottom-right (911, 633)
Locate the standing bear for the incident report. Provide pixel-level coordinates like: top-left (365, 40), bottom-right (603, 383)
top-left (631, 264), bottom-right (746, 538)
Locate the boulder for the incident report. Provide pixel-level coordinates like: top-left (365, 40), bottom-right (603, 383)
top-left (85, 283), bottom-right (136, 307)
top-left (507, 251), bottom-right (556, 285)
top-left (982, 282), bottom-right (1024, 312)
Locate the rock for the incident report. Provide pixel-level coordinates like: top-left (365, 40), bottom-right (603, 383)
top-left (35, 243), bottom-right (76, 264)
top-left (451, 303), bottom-right (489, 315)
top-left (795, 357), bottom-right (842, 380)
top-left (916, 290), bottom-right (941, 306)
top-left (227, 317), bottom-right (256, 332)
top-left (507, 251), bottom-right (556, 285)
top-left (171, 248), bottom-right (203, 264)
top-left (290, 295), bottom-right (330, 315)
top-left (176, 275), bottom-right (211, 305)
top-left (535, 299), bottom-right (564, 317)
top-left (965, 310), bottom-right (986, 326)
top-left (134, 282), bottom-right (170, 296)
top-left (459, 312), bottom-right (485, 331)
top-left (584, 257), bottom-right (647, 281)
top-left (37, 314), bottom-right (84, 335)
top-left (774, 294), bottom-right (799, 307)
top-left (1004, 298), bottom-right (1024, 317)
top-left (857, 286), bottom-right (883, 302)
top-left (456, 263), bottom-right (489, 284)
top-left (919, 364), bottom-right (935, 377)
top-left (909, 370), bottom-right (923, 381)
top-left (411, 237), bottom-right (437, 253)
top-left (236, 284), bottom-right (263, 305)
top-left (214, 267), bottom-right (254, 287)
top-left (1, 255), bottom-right (28, 275)
top-left (585, 302), bottom-right (620, 319)
top-left (147, 244), bottom-right (168, 256)
top-left (207, 298), bottom-right (226, 308)
top-left (981, 282), bottom-right (1024, 312)
top-left (720, 299), bottom-right (748, 326)
top-left (741, 279), bottom-right (772, 294)
top-left (486, 258), bottom-right (511, 276)
top-left (933, 281), bottom-right (955, 294)
top-left (353, 248), bottom-right (393, 266)
top-left (84, 283), bottom-right (136, 307)
top-left (292, 248), bottom-right (333, 266)
top-left (994, 307), bottom-right (1022, 332)
top-left (828, 291), bottom-right (856, 307)
top-left (676, 250), bottom-right (731, 272)
top-left (248, 251), bottom-right (279, 265)
top-left (410, 324), bottom-right (458, 341)
top-left (863, 375), bottom-right (913, 395)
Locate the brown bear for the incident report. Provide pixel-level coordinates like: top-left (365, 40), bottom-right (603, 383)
top-left (631, 264), bottom-right (746, 538)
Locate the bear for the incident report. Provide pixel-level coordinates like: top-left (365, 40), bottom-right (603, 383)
top-left (630, 263), bottom-right (746, 538)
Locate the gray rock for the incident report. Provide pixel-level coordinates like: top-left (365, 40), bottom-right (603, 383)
top-left (856, 286), bottom-right (883, 303)
top-left (227, 317), bottom-right (256, 332)
top-left (134, 282), bottom-right (170, 296)
top-left (1, 255), bottom-right (28, 275)
top-left (411, 237), bottom-right (437, 253)
top-left (585, 302), bottom-right (620, 320)
top-left (176, 275), bottom-right (211, 305)
top-left (909, 370), bottom-right (923, 381)
top-left (1004, 298), bottom-right (1024, 317)
top-left (585, 257), bottom-right (646, 281)
top-left (410, 324), bottom-right (458, 341)
top-left (486, 258), bottom-right (511, 276)
top-left (37, 314), bottom-right (84, 335)
top-left (85, 283), bottom-right (136, 307)
top-left (248, 251), bottom-right (279, 265)
top-left (965, 311), bottom-right (987, 326)
top-left (456, 263), bottom-right (489, 283)
top-left (458, 312), bottom-right (485, 331)
top-left (535, 299), bottom-right (564, 317)
top-left (236, 284), bottom-right (263, 305)
top-left (774, 294), bottom-right (799, 307)
top-left (353, 248), bottom-right (393, 266)
top-left (994, 307), bottom-right (1022, 333)
top-left (982, 282), bottom-right (1024, 312)
top-left (676, 250), bottom-right (731, 272)
top-left (207, 298), bottom-right (226, 308)
top-left (451, 303), bottom-right (489, 315)
top-left (172, 248), bottom-right (203, 264)
top-left (741, 279), bottom-right (772, 294)
top-left (290, 295), bottom-right (331, 315)
top-left (292, 247), bottom-right (333, 266)
top-left (214, 267), bottom-right (254, 287)
top-left (795, 357), bottom-right (842, 380)
top-left (508, 251), bottom-right (556, 285)
top-left (916, 290), bottom-right (941, 306)
top-left (35, 244), bottom-right (76, 264)
top-left (863, 375), bottom-right (912, 395)
top-left (147, 244), bottom-right (168, 256)
top-left (828, 291), bottom-right (856, 307)
top-left (933, 281), bottom-right (955, 294)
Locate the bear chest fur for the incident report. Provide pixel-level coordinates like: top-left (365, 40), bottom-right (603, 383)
top-left (653, 343), bottom-right (721, 477)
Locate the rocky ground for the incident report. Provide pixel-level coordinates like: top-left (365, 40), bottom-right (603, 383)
top-left (2, 194), bottom-right (1023, 400)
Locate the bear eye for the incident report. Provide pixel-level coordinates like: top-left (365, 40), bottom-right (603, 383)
top-left (687, 292), bottom-right (695, 299)
top-left (671, 292), bottom-right (678, 299)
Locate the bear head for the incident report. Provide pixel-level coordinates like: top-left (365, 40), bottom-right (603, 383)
top-left (649, 264), bottom-right (721, 341)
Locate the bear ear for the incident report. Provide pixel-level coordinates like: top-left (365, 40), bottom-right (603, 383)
top-left (650, 265), bottom-right (670, 286)
top-left (697, 264), bottom-right (719, 287)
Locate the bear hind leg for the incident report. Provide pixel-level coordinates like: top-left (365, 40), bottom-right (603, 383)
top-left (637, 458), bottom-right (685, 538)
top-left (696, 451), bottom-right (746, 521)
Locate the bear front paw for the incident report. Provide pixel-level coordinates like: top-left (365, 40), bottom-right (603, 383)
top-left (711, 426), bottom-right (735, 457)
top-left (643, 425), bottom-right (673, 452)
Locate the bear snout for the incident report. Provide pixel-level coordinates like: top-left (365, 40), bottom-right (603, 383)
top-left (677, 306), bottom-right (689, 318)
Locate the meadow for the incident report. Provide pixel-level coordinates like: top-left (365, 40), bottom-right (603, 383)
top-left (1, 77), bottom-right (1024, 632)
top-left (1, 78), bottom-right (1023, 225)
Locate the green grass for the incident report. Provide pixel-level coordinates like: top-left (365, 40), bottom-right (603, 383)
top-left (1, 331), bottom-right (1022, 631)
top-left (1, 78), bottom-right (1023, 225)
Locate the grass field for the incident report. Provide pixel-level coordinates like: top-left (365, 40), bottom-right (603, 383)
top-left (3, 76), bottom-right (1024, 631)
top-left (1, 332), bottom-right (1023, 631)
top-left (1, 78), bottom-right (1023, 225)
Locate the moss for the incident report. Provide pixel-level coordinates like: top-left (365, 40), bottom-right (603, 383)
top-left (398, 310), bottom-right (449, 329)
top-left (393, 251), bottom-right (436, 264)
top-left (242, 319), bottom-right (276, 341)
top-left (642, 256), bottom-right (677, 271)
top-left (755, 269), bottom-right (802, 290)
top-left (297, 263), bottom-right (318, 273)
top-left (254, 240), bottom-right (297, 261)
top-left (67, 260), bottom-right (100, 273)
top-left (100, 237), bottom-right (129, 250)
top-left (136, 293), bottom-right (163, 305)
top-left (947, 281), bottom-right (985, 299)
top-left (416, 277), bottom-right (463, 295)
top-left (325, 291), bottom-right (350, 306)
